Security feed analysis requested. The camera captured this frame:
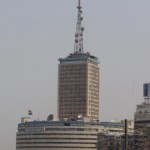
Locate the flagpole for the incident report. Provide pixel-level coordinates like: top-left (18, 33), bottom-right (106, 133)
top-left (28, 110), bottom-right (33, 119)
top-left (28, 111), bottom-right (29, 119)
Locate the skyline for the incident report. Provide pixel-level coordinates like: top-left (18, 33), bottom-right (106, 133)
top-left (1, 0), bottom-right (150, 150)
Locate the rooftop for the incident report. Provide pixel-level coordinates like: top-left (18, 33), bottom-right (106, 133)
top-left (18, 120), bottom-right (124, 128)
top-left (59, 52), bottom-right (100, 64)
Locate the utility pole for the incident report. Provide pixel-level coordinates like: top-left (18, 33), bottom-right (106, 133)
top-left (125, 119), bottom-right (128, 150)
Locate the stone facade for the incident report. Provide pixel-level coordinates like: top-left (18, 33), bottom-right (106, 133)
top-left (134, 101), bottom-right (150, 150)
top-left (58, 53), bottom-right (100, 121)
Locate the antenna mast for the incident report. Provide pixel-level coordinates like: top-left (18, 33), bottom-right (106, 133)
top-left (74, 0), bottom-right (84, 53)
top-left (78, 0), bottom-right (81, 8)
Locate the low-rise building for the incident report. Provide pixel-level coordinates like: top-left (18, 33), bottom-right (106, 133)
top-left (97, 133), bottom-right (134, 150)
top-left (16, 118), bottom-right (133, 150)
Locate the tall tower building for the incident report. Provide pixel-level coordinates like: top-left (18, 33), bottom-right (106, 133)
top-left (58, 0), bottom-right (100, 121)
top-left (134, 83), bottom-right (150, 150)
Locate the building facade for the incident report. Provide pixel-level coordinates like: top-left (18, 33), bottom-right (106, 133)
top-left (58, 53), bottom-right (100, 121)
top-left (134, 83), bottom-right (150, 150)
top-left (134, 101), bottom-right (150, 150)
top-left (16, 118), bottom-right (133, 150)
top-left (16, 120), bottom-right (99, 150)
top-left (97, 133), bottom-right (134, 150)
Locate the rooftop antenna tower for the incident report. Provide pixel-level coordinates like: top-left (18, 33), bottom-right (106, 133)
top-left (74, 0), bottom-right (84, 54)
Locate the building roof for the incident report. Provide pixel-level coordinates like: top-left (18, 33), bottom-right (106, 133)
top-left (18, 120), bottom-right (124, 128)
top-left (59, 52), bottom-right (100, 64)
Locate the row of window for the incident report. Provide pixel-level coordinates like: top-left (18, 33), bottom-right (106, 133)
top-left (17, 133), bottom-right (97, 136)
top-left (17, 142), bottom-right (97, 144)
top-left (60, 65), bottom-right (87, 68)
top-left (17, 146), bottom-right (96, 149)
top-left (17, 138), bottom-right (97, 140)
top-left (59, 75), bottom-right (87, 79)
top-left (59, 71), bottom-right (87, 74)
top-left (59, 97), bottom-right (86, 100)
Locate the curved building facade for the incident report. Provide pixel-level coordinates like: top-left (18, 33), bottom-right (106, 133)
top-left (16, 121), bottom-right (99, 150)
top-left (16, 119), bottom-right (133, 150)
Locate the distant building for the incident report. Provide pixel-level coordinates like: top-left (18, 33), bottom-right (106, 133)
top-left (134, 102), bottom-right (150, 149)
top-left (97, 133), bottom-right (134, 150)
top-left (134, 83), bottom-right (150, 150)
top-left (97, 120), bottom-right (134, 150)
top-left (58, 0), bottom-right (100, 121)
top-left (16, 118), bottom-right (133, 150)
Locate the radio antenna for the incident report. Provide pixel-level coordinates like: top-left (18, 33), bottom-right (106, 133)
top-left (74, 0), bottom-right (84, 53)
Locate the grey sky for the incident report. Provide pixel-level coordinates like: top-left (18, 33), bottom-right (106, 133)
top-left (1, 0), bottom-right (150, 149)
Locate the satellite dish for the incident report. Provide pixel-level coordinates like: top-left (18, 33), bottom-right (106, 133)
top-left (70, 116), bottom-right (78, 121)
top-left (70, 117), bottom-right (75, 121)
top-left (78, 114), bottom-right (83, 119)
top-left (47, 114), bottom-right (54, 121)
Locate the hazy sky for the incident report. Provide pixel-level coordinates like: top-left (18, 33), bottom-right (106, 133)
top-left (1, 0), bottom-right (150, 149)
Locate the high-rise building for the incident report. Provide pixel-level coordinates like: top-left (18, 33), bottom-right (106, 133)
top-left (58, 0), bottom-right (100, 121)
top-left (134, 83), bottom-right (150, 150)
